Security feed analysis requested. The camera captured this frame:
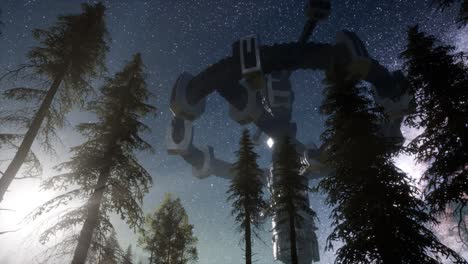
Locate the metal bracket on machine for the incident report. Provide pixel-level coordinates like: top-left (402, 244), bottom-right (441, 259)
top-left (301, 143), bottom-right (328, 179)
top-left (305, 0), bottom-right (331, 21)
top-left (192, 145), bottom-right (214, 179)
top-left (336, 30), bottom-right (373, 79)
top-left (266, 71), bottom-right (293, 109)
top-left (238, 35), bottom-right (265, 90)
top-left (229, 79), bottom-right (264, 125)
top-left (170, 72), bottom-right (206, 120)
top-left (167, 117), bottom-right (193, 155)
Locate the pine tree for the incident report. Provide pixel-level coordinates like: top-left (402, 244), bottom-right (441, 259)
top-left (31, 53), bottom-right (155, 264)
top-left (0, 8), bottom-right (3, 36)
top-left (319, 65), bottom-right (467, 263)
top-left (270, 137), bottom-right (316, 264)
top-left (0, 3), bottom-right (108, 203)
top-left (402, 26), bottom-right (468, 244)
top-left (138, 193), bottom-right (198, 264)
top-left (99, 230), bottom-right (123, 264)
top-left (123, 245), bottom-right (134, 264)
top-left (227, 129), bottom-right (266, 264)
top-left (434, 0), bottom-right (468, 25)
top-left (0, 134), bottom-right (41, 180)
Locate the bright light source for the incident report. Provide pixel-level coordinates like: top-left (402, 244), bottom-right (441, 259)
top-left (267, 137), bottom-right (275, 148)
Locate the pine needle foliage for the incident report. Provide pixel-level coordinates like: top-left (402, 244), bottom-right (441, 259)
top-left (402, 26), bottom-right (468, 244)
top-left (227, 129), bottom-right (267, 264)
top-left (32, 53), bottom-right (155, 263)
top-left (319, 65), bottom-right (467, 264)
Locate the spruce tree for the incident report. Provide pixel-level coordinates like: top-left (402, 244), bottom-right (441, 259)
top-left (0, 134), bottom-right (41, 180)
top-left (319, 65), bottom-right (467, 263)
top-left (99, 230), bottom-right (123, 264)
top-left (0, 3), bottom-right (108, 203)
top-left (138, 193), bottom-right (198, 264)
top-left (434, 0), bottom-right (468, 25)
top-left (32, 53), bottom-right (155, 264)
top-left (0, 8), bottom-right (3, 36)
top-left (270, 137), bottom-right (316, 264)
top-left (227, 129), bottom-right (266, 264)
top-left (123, 245), bottom-right (133, 264)
top-left (402, 26), bottom-right (468, 244)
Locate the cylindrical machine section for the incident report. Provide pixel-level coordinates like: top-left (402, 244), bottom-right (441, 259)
top-left (166, 117), bottom-right (194, 155)
top-left (228, 79), bottom-right (265, 125)
top-left (265, 70), bottom-right (294, 110)
top-left (192, 145), bottom-right (214, 179)
top-left (302, 143), bottom-right (330, 179)
top-left (305, 0), bottom-right (331, 21)
top-left (461, 1), bottom-right (468, 22)
top-left (234, 34), bottom-right (265, 90)
top-left (182, 144), bottom-right (235, 180)
top-left (261, 42), bottom-right (337, 74)
top-left (300, 0), bottom-right (331, 43)
top-left (170, 72), bottom-right (207, 120)
top-left (186, 42), bottom-right (337, 105)
top-left (335, 30), bottom-right (412, 146)
top-left (268, 169), bottom-right (320, 264)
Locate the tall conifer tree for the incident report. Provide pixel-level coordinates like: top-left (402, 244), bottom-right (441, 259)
top-left (227, 129), bottom-right (266, 264)
top-left (319, 66), bottom-right (466, 263)
top-left (271, 137), bottom-right (316, 264)
top-left (0, 3), bottom-right (109, 203)
top-left (32, 53), bottom-right (155, 264)
top-left (99, 230), bottom-right (123, 264)
top-left (402, 26), bottom-right (468, 244)
top-left (434, 0), bottom-right (468, 25)
top-left (123, 245), bottom-right (133, 264)
top-left (138, 193), bottom-right (198, 264)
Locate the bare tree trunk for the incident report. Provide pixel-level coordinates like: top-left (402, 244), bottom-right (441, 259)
top-left (71, 168), bottom-right (110, 264)
top-left (289, 206), bottom-right (298, 264)
top-left (245, 209), bottom-right (252, 264)
top-left (0, 70), bottom-right (66, 203)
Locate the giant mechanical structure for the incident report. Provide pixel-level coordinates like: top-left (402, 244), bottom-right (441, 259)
top-left (166, 1), bottom-right (412, 263)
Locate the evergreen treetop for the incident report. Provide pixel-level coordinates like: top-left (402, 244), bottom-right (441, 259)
top-left (227, 129), bottom-right (267, 264)
top-left (228, 129), bottom-right (266, 236)
top-left (402, 25), bottom-right (468, 244)
top-left (319, 65), bottom-right (467, 264)
top-left (31, 53), bottom-right (155, 263)
top-left (138, 193), bottom-right (198, 264)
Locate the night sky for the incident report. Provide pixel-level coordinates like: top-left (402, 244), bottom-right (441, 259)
top-left (0, 0), bottom-right (467, 263)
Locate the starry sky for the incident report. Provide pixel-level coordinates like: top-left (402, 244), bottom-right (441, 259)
top-left (0, 0), bottom-right (467, 263)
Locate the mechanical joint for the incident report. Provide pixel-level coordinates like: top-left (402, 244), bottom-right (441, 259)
top-left (266, 71), bottom-right (293, 109)
top-left (166, 117), bottom-right (193, 155)
top-left (336, 30), bottom-right (372, 79)
top-left (170, 72), bottom-right (206, 120)
top-left (234, 35), bottom-right (265, 90)
top-left (305, 0), bottom-right (331, 21)
top-left (229, 79), bottom-right (264, 125)
top-left (192, 145), bottom-right (214, 179)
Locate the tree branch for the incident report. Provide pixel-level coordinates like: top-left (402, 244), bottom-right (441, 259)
top-left (0, 64), bottom-right (36, 83)
top-left (0, 228), bottom-right (20, 235)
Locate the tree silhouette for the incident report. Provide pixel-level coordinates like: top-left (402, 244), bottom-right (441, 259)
top-left (0, 8), bottom-right (3, 36)
top-left (434, 0), bottom-right (468, 25)
top-left (0, 3), bottom-right (109, 204)
top-left (402, 25), bottom-right (468, 244)
top-left (123, 245), bottom-right (134, 264)
top-left (138, 193), bottom-right (198, 264)
top-left (0, 134), bottom-right (41, 180)
top-left (270, 137), bottom-right (316, 264)
top-left (227, 129), bottom-right (267, 264)
top-left (98, 230), bottom-right (123, 264)
top-left (319, 64), bottom-right (467, 263)
top-left (31, 53), bottom-right (155, 264)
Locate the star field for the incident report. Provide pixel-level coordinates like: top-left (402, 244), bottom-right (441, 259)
top-left (0, 0), bottom-right (466, 263)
